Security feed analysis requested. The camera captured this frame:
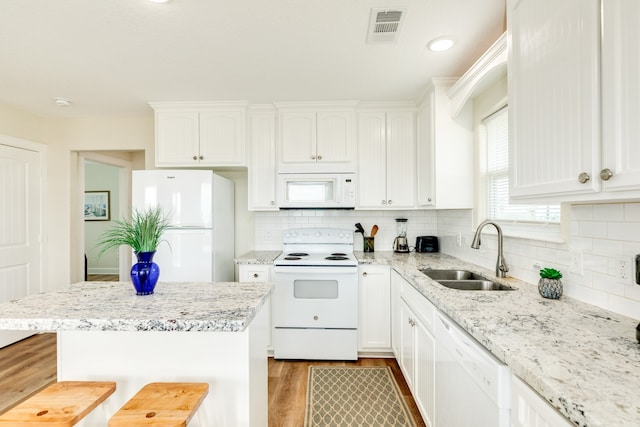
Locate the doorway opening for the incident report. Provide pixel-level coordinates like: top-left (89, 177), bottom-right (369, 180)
top-left (72, 151), bottom-right (141, 283)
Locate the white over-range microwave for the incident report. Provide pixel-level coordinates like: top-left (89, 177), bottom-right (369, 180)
top-left (277, 173), bottom-right (356, 209)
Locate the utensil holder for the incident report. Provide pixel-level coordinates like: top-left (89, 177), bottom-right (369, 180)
top-left (363, 237), bottom-right (375, 252)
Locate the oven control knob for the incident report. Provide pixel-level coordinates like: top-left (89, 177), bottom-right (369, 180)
top-left (313, 315), bottom-right (318, 321)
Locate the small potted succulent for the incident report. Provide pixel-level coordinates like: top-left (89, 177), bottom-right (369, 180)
top-left (97, 206), bottom-right (170, 295)
top-left (538, 267), bottom-right (563, 299)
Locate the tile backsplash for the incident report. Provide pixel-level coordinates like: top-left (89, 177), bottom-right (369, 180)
top-left (254, 209), bottom-right (438, 253)
top-left (255, 202), bottom-right (640, 320)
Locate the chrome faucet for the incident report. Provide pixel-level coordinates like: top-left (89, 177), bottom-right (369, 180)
top-left (471, 220), bottom-right (509, 278)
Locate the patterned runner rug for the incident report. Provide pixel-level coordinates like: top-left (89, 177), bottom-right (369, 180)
top-left (304, 366), bottom-right (417, 427)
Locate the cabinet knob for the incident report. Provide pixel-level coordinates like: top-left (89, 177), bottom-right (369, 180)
top-left (362, 272), bottom-right (368, 277)
top-left (311, 155), bottom-right (316, 160)
top-left (388, 200), bottom-right (392, 205)
top-left (270, 201), bottom-right (275, 206)
top-left (313, 315), bottom-right (318, 321)
top-left (600, 168), bottom-right (613, 181)
top-left (193, 155), bottom-right (198, 160)
top-left (253, 273), bottom-right (259, 278)
top-left (317, 155), bottom-right (322, 160)
top-left (427, 197), bottom-right (432, 202)
top-left (199, 155), bottom-right (204, 160)
top-left (578, 172), bottom-right (590, 184)
top-left (381, 200), bottom-right (387, 205)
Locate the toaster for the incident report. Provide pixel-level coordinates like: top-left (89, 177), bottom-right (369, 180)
top-left (416, 236), bottom-right (439, 253)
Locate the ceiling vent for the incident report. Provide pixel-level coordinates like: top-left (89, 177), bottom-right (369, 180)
top-left (366, 8), bottom-right (407, 43)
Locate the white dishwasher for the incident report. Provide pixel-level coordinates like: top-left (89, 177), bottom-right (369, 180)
top-left (435, 311), bottom-right (510, 427)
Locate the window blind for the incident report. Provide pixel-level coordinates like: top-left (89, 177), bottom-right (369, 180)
top-left (485, 108), bottom-right (560, 223)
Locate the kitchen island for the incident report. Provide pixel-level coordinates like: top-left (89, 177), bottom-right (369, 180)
top-left (0, 281), bottom-right (271, 427)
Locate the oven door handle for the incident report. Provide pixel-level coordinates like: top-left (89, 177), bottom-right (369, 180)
top-left (273, 266), bottom-right (358, 275)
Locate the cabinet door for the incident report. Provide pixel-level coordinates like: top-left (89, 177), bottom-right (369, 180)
top-left (316, 110), bottom-right (355, 166)
top-left (155, 111), bottom-right (200, 166)
top-left (399, 300), bottom-right (415, 390)
top-left (279, 111), bottom-right (316, 164)
top-left (414, 318), bottom-right (436, 427)
top-left (508, 0), bottom-right (600, 200)
top-left (199, 110), bottom-right (245, 166)
top-left (386, 111), bottom-right (416, 208)
top-left (390, 270), bottom-right (401, 356)
top-left (601, 0), bottom-right (640, 192)
top-left (357, 112), bottom-right (388, 208)
top-left (358, 265), bottom-right (391, 351)
top-left (248, 111), bottom-right (277, 210)
top-left (511, 375), bottom-right (573, 427)
top-left (416, 92), bottom-right (435, 207)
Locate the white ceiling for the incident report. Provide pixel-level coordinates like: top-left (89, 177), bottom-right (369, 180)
top-left (0, 0), bottom-right (505, 118)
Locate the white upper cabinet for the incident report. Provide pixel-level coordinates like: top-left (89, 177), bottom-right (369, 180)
top-left (357, 106), bottom-right (416, 209)
top-left (601, 0), bottom-right (640, 193)
top-left (416, 78), bottom-right (473, 209)
top-left (150, 102), bottom-right (247, 168)
top-left (508, 0), bottom-right (640, 202)
top-left (277, 102), bottom-right (357, 173)
top-left (248, 107), bottom-right (278, 210)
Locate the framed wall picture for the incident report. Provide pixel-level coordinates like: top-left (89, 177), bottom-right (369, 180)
top-left (84, 190), bottom-right (111, 221)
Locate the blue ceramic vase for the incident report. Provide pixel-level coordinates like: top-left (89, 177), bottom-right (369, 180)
top-left (130, 251), bottom-right (160, 295)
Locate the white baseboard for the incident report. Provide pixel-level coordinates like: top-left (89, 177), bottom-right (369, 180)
top-left (88, 267), bottom-right (119, 275)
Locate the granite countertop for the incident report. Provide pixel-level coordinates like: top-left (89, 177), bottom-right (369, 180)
top-left (0, 281), bottom-right (271, 332)
top-left (238, 249), bottom-right (640, 426)
top-left (376, 251), bottom-right (640, 427)
top-left (235, 250), bottom-right (281, 264)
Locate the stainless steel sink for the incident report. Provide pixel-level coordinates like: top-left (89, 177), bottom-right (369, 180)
top-left (436, 280), bottom-right (514, 291)
top-left (419, 269), bottom-right (515, 291)
top-left (419, 269), bottom-right (487, 280)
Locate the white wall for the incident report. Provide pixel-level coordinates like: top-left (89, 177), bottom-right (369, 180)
top-left (84, 161), bottom-right (120, 275)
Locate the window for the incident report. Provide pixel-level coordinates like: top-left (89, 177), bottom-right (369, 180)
top-left (484, 107), bottom-right (561, 224)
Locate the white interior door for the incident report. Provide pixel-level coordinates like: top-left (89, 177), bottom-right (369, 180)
top-left (0, 142), bottom-right (42, 348)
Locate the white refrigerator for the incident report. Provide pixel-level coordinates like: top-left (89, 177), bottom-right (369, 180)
top-left (132, 170), bottom-right (234, 282)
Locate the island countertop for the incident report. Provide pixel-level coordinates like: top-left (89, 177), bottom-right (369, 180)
top-left (0, 281), bottom-right (271, 332)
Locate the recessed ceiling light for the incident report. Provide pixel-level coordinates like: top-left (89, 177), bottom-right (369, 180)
top-left (427, 37), bottom-right (455, 52)
top-left (55, 98), bottom-right (71, 107)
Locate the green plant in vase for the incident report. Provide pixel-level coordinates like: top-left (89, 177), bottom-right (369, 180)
top-left (538, 267), bottom-right (563, 299)
top-left (97, 206), bottom-right (170, 295)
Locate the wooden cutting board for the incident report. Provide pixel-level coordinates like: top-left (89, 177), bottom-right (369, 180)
top-left (108, 382), bottom-right (209, 427)
top-left (0, 381), bottom-right (116, 427)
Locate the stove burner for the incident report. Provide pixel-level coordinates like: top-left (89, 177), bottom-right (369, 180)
top-left (284, 256), bottom-right (302, 260)
top-left (287, 252), bottom-right (309, 257)
top-left (325, 256), bottom-right (349, 261)
top-left (331, 252), bottom-right (347, 256)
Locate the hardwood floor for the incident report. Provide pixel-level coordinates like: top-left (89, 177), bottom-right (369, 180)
top-left (0, 333), bottom-right (56, 414)
top-left (0, 335), bottom-right (427, 427)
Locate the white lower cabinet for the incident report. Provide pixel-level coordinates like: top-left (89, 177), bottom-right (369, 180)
top-left (511, 374), bottom-right (573, 427)
top-left (391, 270), bottom-right (435, 427)
top-left (238, 264), bottom-right (273, 350)
top-left (358, 265), bottom-right (391, 353)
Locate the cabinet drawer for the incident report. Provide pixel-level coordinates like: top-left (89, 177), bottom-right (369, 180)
top-left (399, 278), bottom-right (435, 333)
top-left (239, 265), bottom-right (271, 283)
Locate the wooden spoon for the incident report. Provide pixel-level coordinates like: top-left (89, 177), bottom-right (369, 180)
top-left (370, 224), bottom-right (379, 237)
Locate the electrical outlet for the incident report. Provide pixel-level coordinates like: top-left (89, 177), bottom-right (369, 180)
top-left (569, 249), bottom-right (584, 276)
top-left (617, 257), bottom-right (630, 280)
top-left (456, 233), bottom-right (462, 247)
